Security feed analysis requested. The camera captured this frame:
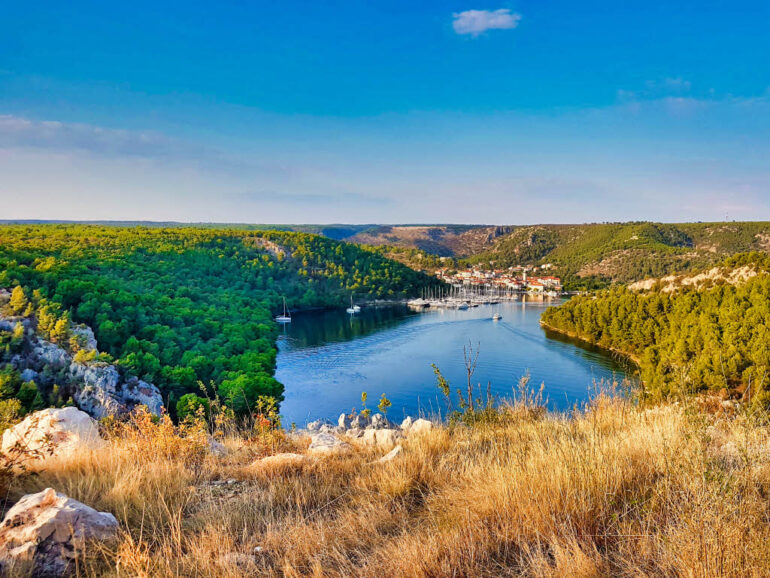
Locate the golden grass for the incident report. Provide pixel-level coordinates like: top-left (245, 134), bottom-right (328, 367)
top-left (8, 395), bottom-right (770, 577)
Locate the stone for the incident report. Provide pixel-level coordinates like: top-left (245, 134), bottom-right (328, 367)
top-left (0, 488), bottom-right (118, 577)
top-left (20, 368), bottom-right (39, 383)
top-left (306, 420), bottom-right (323, 432)
top-left (2, 407), bottom-right (104, 462)
top-left (362, 428), bottom-right (401, 448)
top-left (350, 413), bottom-right (371, 429)
top-left (409, 418), bottom-right (434, 436)
top-left (70, 363), bottom-right (163, 419)
top-left (378, 445), bottom-right (403, 463)
top-left (254, 453), bottom-right (307, 468)
top-left (307, 432), bottom-right (351, 454)
top-left (338, 413), bottom-right (352, 429)
top-left (345, 427), bottom-right (364, 439)
top-left (369, 413), bottom-right (393, 430)
top-left (400, 416), bottom-right (413, 431)
top-left (208, 436), bottom-right (227, 456)
top-left (319, 424), bottom-right (341, 434)
top-left (31, 340), bottom-right (71, 371)
top-left (120, 377), bottom-right (164, 416)
top-left (70, 325), bottom-right (98, 352)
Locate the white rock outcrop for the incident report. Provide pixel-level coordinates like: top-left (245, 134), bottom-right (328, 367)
top-left (0, 488), bottom-right (118, 577)
top-left (377, 445), bottom-right (403, 463)
top-left (1, 407), bottom-right (104, 462)
top-left (362, 428), bottom-right (401, 448)
top-left (307, 432), bottom-right (351, 454)
top-left (408, 418), bottom-right (434, 436)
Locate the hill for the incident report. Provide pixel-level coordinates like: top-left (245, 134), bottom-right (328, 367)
top-left (541, 252), bottom-right (770, 401)
top-left (463, 221), bottom-right (770, 288)
top-left (0, 225), bottom-right (442, 418)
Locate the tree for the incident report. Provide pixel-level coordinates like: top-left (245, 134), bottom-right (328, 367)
top-left (8, 286), bottom-right (28, 315)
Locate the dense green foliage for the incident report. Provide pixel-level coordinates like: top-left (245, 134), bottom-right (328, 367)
top-left (0, 225), bottom-right (442, 416)
top-left (465, 222), bottom-right (770, 289)
top-left (542, 253), bottom-right (770, 403)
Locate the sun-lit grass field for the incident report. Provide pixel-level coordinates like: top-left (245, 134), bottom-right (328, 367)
top-left (8, 390), bottom-right (770, 577)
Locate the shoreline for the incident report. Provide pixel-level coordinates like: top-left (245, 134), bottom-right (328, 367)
top-left (539, 320), bottom-right (642, 368)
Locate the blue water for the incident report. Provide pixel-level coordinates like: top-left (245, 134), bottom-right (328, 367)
top-left (276, 298), bottom-right (631, 426)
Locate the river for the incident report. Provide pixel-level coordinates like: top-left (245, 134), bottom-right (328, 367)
top-left (276, 297), bottom-right (632, 426)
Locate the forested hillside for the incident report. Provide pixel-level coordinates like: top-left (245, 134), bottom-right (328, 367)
top-left (0, 225), bottom-right (442, 418)
top-left (465, 221), bottom-right (770, 288)
top-left (541, 253), bottom-right (770, 403)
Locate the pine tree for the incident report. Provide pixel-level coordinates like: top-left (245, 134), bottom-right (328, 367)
top-left (8, 286), bottom-right (28, 315)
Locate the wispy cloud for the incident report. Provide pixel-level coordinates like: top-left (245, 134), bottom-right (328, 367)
top-left (452, 9), bottom-right (521, 36)
top-left (0, 114), bottom-right (201, 159)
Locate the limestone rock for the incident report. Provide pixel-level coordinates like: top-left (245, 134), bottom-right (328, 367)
top-left (20, 368), bottom-right (39, 383)
top-left (362, 428), bottom-right (401, 448)
top-left (350, 413), bottom-right (371, 429)
top-left (409, 418), bottom-right (434, 435)
top-left (378, 445), bottom-right (403, 463)
top-left (306, 420), bottom-right (324, 432)
top-left (254, 453), bottom-right (307, 468)
top-left (0, 488), bottom-right (118, 577)
top-left (31, 340), bottom-right (71, 371)
top-left (120, 377), bottom-right (164, 416)
top-left (70, 363), bottom-right (163, 419)
top-left (338, 413), bottom-right (352, 429)
top-left (308, 432), bottom-right (351, 454)
top-left (400, 416), bottom-right (413, 431)
top-left (369, 413), bottom-right (394, 430)
top-left (2, 407), bottom-right (104, 462)
top-left (70, 325), bottom-right (98, 352)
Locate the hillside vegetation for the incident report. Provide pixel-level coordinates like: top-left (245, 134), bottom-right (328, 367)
top-left (465, 222), bottom-right (770, 288)
top-left (0, 225), bottom-right (441, 418)
top-left (542, 253), bottom-right (770, 402)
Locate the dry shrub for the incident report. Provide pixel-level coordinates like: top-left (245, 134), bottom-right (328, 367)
top-left (4, 395), bottom-right (770, 576)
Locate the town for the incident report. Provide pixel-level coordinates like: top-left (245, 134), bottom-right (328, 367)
top-left (408, 265), bottom-right (562, 309)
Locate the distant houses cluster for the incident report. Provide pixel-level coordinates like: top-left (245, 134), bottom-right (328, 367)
top-left (436, 266), bottom-right (562, 293)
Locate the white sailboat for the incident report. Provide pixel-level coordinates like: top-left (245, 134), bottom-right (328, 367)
top-left (275, 297), bottom-right (292, 323)
top-left (346, 295), bottom-right (358, 314)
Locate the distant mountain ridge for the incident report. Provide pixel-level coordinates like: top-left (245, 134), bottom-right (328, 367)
top-left (4, 221), bottom-right (770, 287)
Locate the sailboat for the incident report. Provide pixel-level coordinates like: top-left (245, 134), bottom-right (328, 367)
top-left (275, 297), bottom-right (292, 323)
top-left (346, 295), bottom-right (358, 314)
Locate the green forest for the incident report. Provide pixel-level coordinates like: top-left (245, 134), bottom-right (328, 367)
top-left (541, 253), bottom-right (770, 404)
top-left (0, 225), bottom-right (442, 418)
top-left (464, 221), bottom-right (770, 289)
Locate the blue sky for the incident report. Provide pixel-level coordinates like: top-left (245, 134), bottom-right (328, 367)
top-left (1, 1), bottom-right (769, 223)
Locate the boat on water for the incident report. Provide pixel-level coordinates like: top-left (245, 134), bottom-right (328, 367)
top-left (492, 313), bottom-right (502, 321)
top-left (457, 302), bottom-right (470, 310)
top-left (275, 297), bottom-right (292, 323)
top-left (346, 295), bottom-right (359, 314)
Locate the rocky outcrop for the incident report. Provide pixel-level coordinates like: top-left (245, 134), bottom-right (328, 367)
top-left (1, 407), bottom-right (104, 462)
top-left (69, 363), bottom-right (163, 419)
top-left (1, 312), bottom-right (164, 420)
top-left (70, 363), bottom-right (164, 419)
top-left (70, 325), bottom-right (97, 352)
top-left (362, 428), bottom-right (401, 448)
top-left (378, 445), bottom-right (403, 463)
top-left (0, 488), bottom-right (118, 577)
top-left (405, 418), bottom-right (434, 436)
top-left (307, 432), bottom-right (351, 454)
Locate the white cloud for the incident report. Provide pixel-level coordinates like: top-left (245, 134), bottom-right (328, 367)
top-left (452, 9), bottom-right (521, 36)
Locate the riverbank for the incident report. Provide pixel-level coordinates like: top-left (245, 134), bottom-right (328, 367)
top-left (539, 319), bottom-right (643, 367)
top-left (9, 392), bottom-right (769, 576)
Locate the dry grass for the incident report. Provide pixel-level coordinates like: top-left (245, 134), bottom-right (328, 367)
top-left (8, 394), bottom-right (770, 577)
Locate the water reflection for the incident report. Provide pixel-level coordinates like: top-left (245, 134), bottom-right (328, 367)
top-left (276, 299), bottom-right (630, 426)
